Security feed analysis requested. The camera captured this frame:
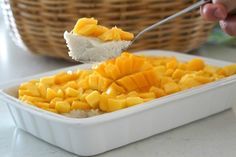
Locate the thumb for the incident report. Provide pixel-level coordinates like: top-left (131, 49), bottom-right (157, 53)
top-left (201, 3), bottom-right (227, 21)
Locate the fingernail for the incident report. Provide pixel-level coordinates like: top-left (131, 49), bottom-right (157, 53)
top-left (214, 9), bottom-right (226, 20)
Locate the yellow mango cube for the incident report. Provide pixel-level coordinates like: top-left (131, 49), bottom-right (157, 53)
top-left (54, 72), bottom-right (73, 84)
top-left (117, 76), bottom-right (137, 91)
top-left (97, 76), bottom-right (112, 91)
top-left (65, 97), bottom-right (80, 104)
top-left (56, 89), bottom-right (64, 98)
top-left (85, 91), bottom-right (100, 108)
top-left (127, 91), bottom-right (139, 97)
top-left (55, 101), bottom-right (71, 113)
top-left (43, 108), bottom-right (58, 113)
top-left (35, 102), bottom-right (50, 109)
top-left (163, 82), bottom-right (180, 94)
top-left (126, 97), bottom-right (144, 107)
top-left (130, 72), bottom-right (149, 89)
top-left (221, 64), bottom-right (236, 76)
top-left (106, 83), bottom-right (126, 96)
top-left (107, 98), bottom-right (126, 112)
top-left (63, 81), bottom-right (78, 89)
top-left (179, 74), bottom-right (201, 90)
top-left (154, 66), bottom-right (166, 77)
top-left (172, 69), bottom-right (185, 79)
top-left (19, 82), bottom-right (37, 90)
top-left (92, 25), bottom-right (109, 36)
top-left (65, 87), bottom-right (79, 97)
top-left (50, 97), bottom-right (63, 108)
top-left (165, 69), bottom-right (174, 77)
top-left (40, 76), bottom-right (55, 85)
top-left (21, 95), bottom-right (46, 103)
top-left (166, 60), bottom-right (178, 69)
top-left (99, 26), bottom-right (121, 41)
top-left (194, 76), bottom-right (212, 83)
top-left (138, 92), bottom-right (156, 99)
top-left (71, 101), bottom-right (91, 110)
top-left (187, 58), bottom-right (205, 71)
top-left (73, 17), bottom-right (98, 34)
top-left (77, 24), bottom-right (98, 36)
top-left (149, 86), bottom-right (166, 98)
top-left (77, 77), bottom-right (89, 89)
top-left (88, 74), bottom-right (99, 90)
top-left (46, 88), bottom-right (57, 100)
top-left (120, 30), bottom-right (134, 41)
top-left (99, 93), bottom-right (109, 112)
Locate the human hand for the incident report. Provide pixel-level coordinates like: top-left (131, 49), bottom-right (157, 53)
top-left (200, 0), bottom-right (236, 36)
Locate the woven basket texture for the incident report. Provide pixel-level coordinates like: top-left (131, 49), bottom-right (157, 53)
top-left (2, 0), bottom-right (215, 60)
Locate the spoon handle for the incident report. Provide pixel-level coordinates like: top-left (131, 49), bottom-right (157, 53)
top-left (132, 0), bottom-right (211, 44)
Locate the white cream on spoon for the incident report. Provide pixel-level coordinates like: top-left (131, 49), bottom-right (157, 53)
top-left (64, 31), bottom-right (131, 62)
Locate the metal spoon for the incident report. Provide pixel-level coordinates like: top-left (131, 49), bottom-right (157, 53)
top-left (124, 0), bottom-right (211, 51)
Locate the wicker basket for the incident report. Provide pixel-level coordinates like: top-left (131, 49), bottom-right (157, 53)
top-left (2, 0), bottom-right (215, 60)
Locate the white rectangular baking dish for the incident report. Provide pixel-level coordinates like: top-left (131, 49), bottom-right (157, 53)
top-left (1, 50), bottom-right (236, 156)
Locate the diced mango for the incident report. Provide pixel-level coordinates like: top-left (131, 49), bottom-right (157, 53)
top-left (77, 77), bottom-right (89, 89)
top-left (50, 97), bottom-right (63, 108)
top-left (130, 72), bottom-right (149, 89)
top-left (37, 83), bottom-right (47, 98)
top-left (18, 51), bottom-right (236, 115)
top-left (120, 30), bottom-right (134, 41)
top-left (163, 82), bottom-right (180, 94)
top-left (179, 74), bottom-right (201, 90)
top-left (154, 66), bottom-right (166, 77)
top-left (126, 97), bottom-right (144, 107)
top-left (88, 74), bottom-right (99, 90)
top-left (40, 76), bottom-right (55, 85)
top-left (106, 83), bottom-right (126, 96)
top-left (139, 92), bottom-right (156, 99)
top-left (73, 17), bottom-right (98, 34)
top-left (117, 76), bottom-right (137, 91)
top-left (46, 88), bottom-right (57, 100)
top-left (65, 87), bottom-right (79, 97)
top-left (97, 76), bottom-right (112, 91)
top-left (65, 97), bottom-right (80, 104)
top-left (160, 77), bottom-right (174, 88)
top-left (35, 102), bottom-right (50, 109)
top-left (43, 108), bottom-right (58, 113)
top-left (172, 69), bottom-right (185, 80)
top-left (165, 69), bottom-right (174, 76)
top-left (56, 89), bottom-right (64, 98)
top-left (194, 76), bottom-right (212, 83)
top-left (19, 82), bottom-right (35, 90)
top-left (20, 95), bottom-right (46, 103)
top-left (85, 91), bottom-right (100, 108)
top-left (54, 72), bottom-right (71, 84)
top-left (166, 60), bottom-right (178, 69)
top-left (71, 101), bottom-right (91, 110)
top-left (55, 101), bottom-right (71, 113)
top-left (92, 25), bottom-right (109, 36)
top-left (220, 64), bottom-right (236, 76)
top-left (187, 58), bottom-right (205, 71)
top-left (76, 24), bottom-right (97, 36)
top-left (63, 81), bottom-right (78, 89)
top-left (107, 98), bottom-right (126, 112)
top-left (149, 86), bottom-right (166, 98)
top-left (99, 93), bottom-right (109, 112)
top-left (127, 91), bottom-right (139, 97)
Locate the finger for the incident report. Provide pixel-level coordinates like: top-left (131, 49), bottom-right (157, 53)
top-left (212, 0), bottom-right (236, 13)
top-left (220, 15), bottom-right (236, 36)
top-left (201, 3), bottom-right (227, 21)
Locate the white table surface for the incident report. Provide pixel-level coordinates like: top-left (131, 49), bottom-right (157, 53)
top-left (1, 14), bottom-right (236, 157)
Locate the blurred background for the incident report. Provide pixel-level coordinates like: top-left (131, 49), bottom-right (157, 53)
top-left (0, 0), bottom-right (236, 87)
